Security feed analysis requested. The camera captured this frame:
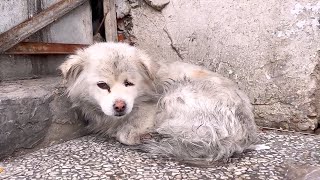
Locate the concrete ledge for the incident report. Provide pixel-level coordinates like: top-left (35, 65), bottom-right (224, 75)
top-left (0, 77), bottom-right (87, 159)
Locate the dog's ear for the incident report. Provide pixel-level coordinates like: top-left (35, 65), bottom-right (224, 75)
top-left (59, 52), bottom-right (85, 83)
top-left (137, 50), bottom-right (160, 81)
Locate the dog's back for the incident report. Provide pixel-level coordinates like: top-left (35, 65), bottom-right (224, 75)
top-left (142, 76), bottom-right (258, 163)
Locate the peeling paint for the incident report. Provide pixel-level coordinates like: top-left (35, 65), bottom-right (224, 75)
top-left (291, 3), bottom-right (305, 15)
top-left (296, 20), bottom-right (306, 28)
top-left (291, 2), bottom-right (320, 15)
top-left (276, 2), bottom-right (320, 39)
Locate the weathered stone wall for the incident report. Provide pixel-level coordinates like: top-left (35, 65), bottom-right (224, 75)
top-left (118, 0), bottom-right (320, 131)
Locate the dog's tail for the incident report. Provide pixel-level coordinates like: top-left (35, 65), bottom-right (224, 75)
top-left (141, 78), bottom-right (258, 164)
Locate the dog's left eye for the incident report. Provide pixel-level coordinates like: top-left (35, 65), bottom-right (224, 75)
top-left (97, 81), bottom-right (111, 92)
top-left (124, 80), bottom-right (134, 87)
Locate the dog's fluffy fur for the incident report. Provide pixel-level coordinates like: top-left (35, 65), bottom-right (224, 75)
top-left (59, 42), bottom-right (258, 163)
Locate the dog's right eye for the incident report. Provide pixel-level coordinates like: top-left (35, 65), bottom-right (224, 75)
top-left (97, 82), bottom-right (110, 92)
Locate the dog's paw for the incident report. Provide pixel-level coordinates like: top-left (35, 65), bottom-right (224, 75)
top-left (116, 128), bottom-right (142, 145)
top-left (140, 133), bottom-right (153, 143)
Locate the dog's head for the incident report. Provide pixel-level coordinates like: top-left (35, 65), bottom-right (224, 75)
top-left (59, 42), bottom-right (159, 117)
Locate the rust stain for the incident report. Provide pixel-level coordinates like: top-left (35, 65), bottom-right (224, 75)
top-left (191, 70), bottom-right (209, 78)
top-left (4, 42), bottom-right (89, 55)
top-left (118, 33), bottom-right (125, 42)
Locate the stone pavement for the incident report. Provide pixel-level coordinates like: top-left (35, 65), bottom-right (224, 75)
top-left (0, 131), bottom-right (320, 180)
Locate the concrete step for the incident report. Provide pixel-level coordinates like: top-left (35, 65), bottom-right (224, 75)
top-left (0, 77), bottom-right (87, 159)
top-left (0, 131), bottom-right (319, 179)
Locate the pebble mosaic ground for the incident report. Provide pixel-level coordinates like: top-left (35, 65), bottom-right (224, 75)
top-left (1, 131), bottom-right (320, 179)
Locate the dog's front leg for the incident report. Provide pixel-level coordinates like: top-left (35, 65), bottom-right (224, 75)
top-left (116, 103), bottom-right (156, 145)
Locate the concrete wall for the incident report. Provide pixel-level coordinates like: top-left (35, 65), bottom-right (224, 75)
top-left (0, 0), bottom-right (93, 81)
top-left (41, 0), bottom-right (93, 44)
top-left (121, 0), bottom-right (320, 131)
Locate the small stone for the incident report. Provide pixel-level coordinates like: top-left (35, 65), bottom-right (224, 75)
top-left (35, 174), bottom-right (42, 178)
top-left (240, 167), bottom-right (248, 171)
top-left (75, 165), bottom-right (82, 170)
top-left (174, 174), bottom-right (182, 179)
top-left (49, 172), bottom-right (59, 176)
top-left (89, 177), bottom-right (99, 180)
top-left (103, 168), bottom-right (111, 171)
top-left (61, 169), bottom-right (69, 173)
top-left (220, 176), bottom-right (228, 179)
top-left (92, 171), bottom-right (102, 175)
top-left (105, 171), bottom-right (114, 175)
top-left (26, 171), bottom-right (33, 176)
top-left (116, 0), bottom-right (131, 18)
top-left (297, 122), bottom-right (311, 131)
top-left (144, 0), bottom-right (170, 11)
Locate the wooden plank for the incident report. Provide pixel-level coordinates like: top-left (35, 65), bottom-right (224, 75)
top-left (103, 0), bottom-right (118, 42)
top-left (4, 42), bottom-right (88, 55)
top-left (0, 0), bottom-right (88, 53)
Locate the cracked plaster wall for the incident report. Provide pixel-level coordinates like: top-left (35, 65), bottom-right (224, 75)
top-left (118, 0), bottom-right (320, 131)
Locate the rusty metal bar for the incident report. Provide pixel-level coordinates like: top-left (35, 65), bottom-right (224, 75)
top-left (0, 0), bottom-right (88, 53)
top-left (4, 42), bottom-right (88, 55)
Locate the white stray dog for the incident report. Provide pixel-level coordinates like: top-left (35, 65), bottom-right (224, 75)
top-left (59, 42), bottom-right (259, 163)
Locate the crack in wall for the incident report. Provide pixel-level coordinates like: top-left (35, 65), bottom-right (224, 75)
top-left (252, 100), bottom-right (296, 107)
top-left (163, 27), bottom-right (183, 60)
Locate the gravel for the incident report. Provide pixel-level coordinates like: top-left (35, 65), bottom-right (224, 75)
top-left (0, 131), bottom-right (319, 179)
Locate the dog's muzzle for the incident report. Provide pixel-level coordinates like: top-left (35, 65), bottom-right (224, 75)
top-left (113, 99), bottom-right (126, 116)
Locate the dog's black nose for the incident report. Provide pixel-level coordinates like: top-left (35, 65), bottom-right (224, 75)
top-left (113, 100), bottom-right (126, 113)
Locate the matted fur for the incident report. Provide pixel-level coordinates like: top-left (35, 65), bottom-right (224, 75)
top-left (59, 42), bottom-right (258, 163)
top-left (143, 78), bottom-right (257, 162)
